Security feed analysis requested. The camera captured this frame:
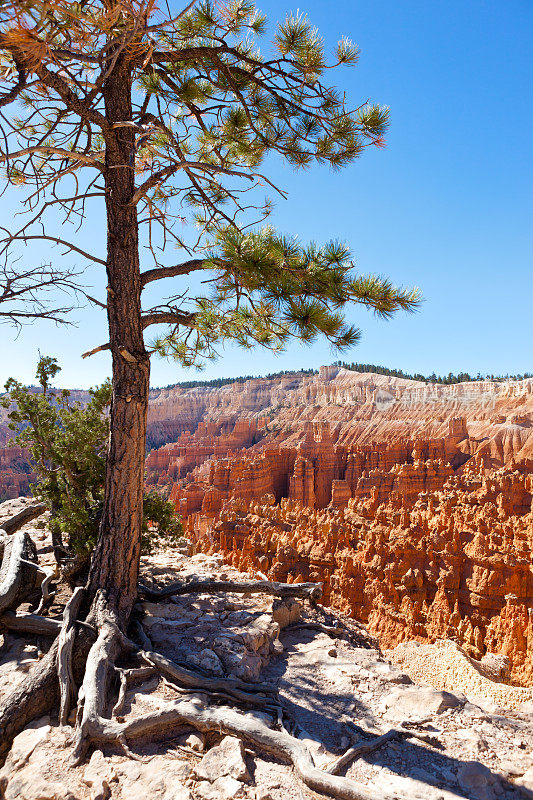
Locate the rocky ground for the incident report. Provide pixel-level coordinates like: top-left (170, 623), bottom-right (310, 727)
top-left (1, 499), bottom-right (533, 800)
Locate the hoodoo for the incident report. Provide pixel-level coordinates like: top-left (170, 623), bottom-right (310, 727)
top-left (141, 368), bottom-right (533, 685)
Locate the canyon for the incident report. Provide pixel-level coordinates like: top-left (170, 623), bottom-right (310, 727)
top-left (3, 365), bottom-right (533, 687)
top-left (144, 366), bottom-right (533, 686)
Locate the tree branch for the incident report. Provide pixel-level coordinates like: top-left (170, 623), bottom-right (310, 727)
top-left (0, 56), bottom-right (26, 109)
top-left (0, 146), bottom-right (104, 169)
top-left (140, 259), bottom-right (205, 288)
top-left (81, 343), bottom-right (111, 359)
top-left (1, 234), bottom-right (106, 266)
top-left (141, 310), bottom-right (197, 329)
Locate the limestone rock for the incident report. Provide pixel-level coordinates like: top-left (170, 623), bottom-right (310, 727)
top-left (83, 750), bottom-right (114, 800)
top-left (272, 598), bottom-right (301, 628)
top-left (195, 776), bottom-right (245, 799)
top-left (0, 719), bottom-right (76, 800)
top-left (457, 761), bottom-right (503, 800)
top-left (382, 685), bottom-right (464, 721)
top-left (195, 736), bottom-right (250, 783)
top-left (4, 717), bottom-right (51, 770)
top-left (184, 732), bottom-right (205, 752)
top-left (515, 766), bottom-right (533, 796)
top-left (115, 756), bottom-right (191, 800)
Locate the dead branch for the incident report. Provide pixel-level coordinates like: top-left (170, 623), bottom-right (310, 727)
top-left (0, 260), bottom-right (80, 326)
top-left (0, 609), bottom-right (61, 636)
top-left (2, 234), bottom-right (106, 266)
top-left (139, 648), bottom-right (277, 706)
top-left (0, 530), bottom-right (38, 615)
top-left (81, 343), bottom-right (111, 359)
top-left (57, 587), bottom-right (85, 725)
top-left (0, 146), bottom-right (103, 169)
top-left (0, 502), bottom-right (47, 535)
top-left (138, 578), bottom-right (322, 602)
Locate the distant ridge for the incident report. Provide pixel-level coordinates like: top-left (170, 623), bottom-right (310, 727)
top-left (157, 368), bottom-right (318, 392)
top-left (156, 362), bottom-right (533, 392)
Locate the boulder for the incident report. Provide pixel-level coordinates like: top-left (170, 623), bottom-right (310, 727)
top-left (457, 761), bottom-right (503, 800)
top-left (382, 685), bottom-right (464, 721)
top-left (195, 736), bottom-right (250, 783)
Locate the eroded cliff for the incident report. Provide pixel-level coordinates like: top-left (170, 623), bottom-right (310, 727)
top-left (144, 367), bottom-right (533, 686)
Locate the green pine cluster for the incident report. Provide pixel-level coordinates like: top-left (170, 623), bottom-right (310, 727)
top-left (152, 231), bottom-right (420, 365)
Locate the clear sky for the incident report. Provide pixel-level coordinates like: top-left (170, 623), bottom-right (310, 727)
top-left (1, 0), bottom-right (531, 389)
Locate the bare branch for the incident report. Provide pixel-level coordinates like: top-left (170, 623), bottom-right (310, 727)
top-left (0, 146), bottom-right (104, 169)
top-left (1, 233), bottom-right (106, 266)
top-left (81, 343), bottom-right (111, 359)
top-left (0, 260), bottom-right (80, 326)
top-left (140, 259), bottom-right (205, 288)
top-left (141, 310), bottom-right (197, 329)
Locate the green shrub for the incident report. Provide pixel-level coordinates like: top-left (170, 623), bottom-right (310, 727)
top-left (2, 356), bottom-right (183, 560)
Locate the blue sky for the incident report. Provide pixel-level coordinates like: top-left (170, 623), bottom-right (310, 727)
top-left (1, 0), bottom-right (531, 388)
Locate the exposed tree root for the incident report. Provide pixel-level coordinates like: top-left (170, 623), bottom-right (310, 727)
top-left (71, 598), bottom-right (127, 765)
top-left (0, 598), bottom-right (417, 800)
top-left (0, 557), bottom-right (414, 800)
top-left (57, 587), bottom-right (85, 725)
top-left (66, 696), bottom-right (396, 800)
top-left (325, 728), bottom-right (399, 775)
top-left (60, 553), bottom-right (90, 586)
top-left (288, 621), bottom-right (347, 638)
top-left (35, 564), bottom-right (56, 614)
top-left (0, 609), bottom-right (62, 636)
top-left (139, 648), bottom-right (278, 707)
top-left (112, 667), bottom-right (156, 718)
top-left (130, 617), bottom-right (153, 651)
top-left (0, 502), bottom-right (47, 536)
top-left (139, 578), bottom-right (322, 602)
top-left (0, 530), bottom-right (39, 615)
top-left (18, 558), bottom-right (57, 614)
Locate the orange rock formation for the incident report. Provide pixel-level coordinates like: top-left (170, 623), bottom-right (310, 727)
top-left (3, 367), bottom-right (533, 685)
top-left (188, 461), bottom-right (533, 686)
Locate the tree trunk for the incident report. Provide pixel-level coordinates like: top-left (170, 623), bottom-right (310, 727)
top-left (86, 59), bottom-right (149, 626)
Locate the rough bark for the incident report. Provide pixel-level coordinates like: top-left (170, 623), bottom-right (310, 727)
top-left (57, 587), bottom-right (85, 725)
top-left (0, 55), bottom-right (150, 768)
top-left (86, 57), bottom-right (149, 625)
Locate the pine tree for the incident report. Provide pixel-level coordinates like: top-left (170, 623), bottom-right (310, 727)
top-left (0, 0), bottom-right (420, 776)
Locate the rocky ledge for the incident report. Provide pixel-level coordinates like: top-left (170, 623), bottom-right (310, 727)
top-left (1, 508), bottom-right (533, 800)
